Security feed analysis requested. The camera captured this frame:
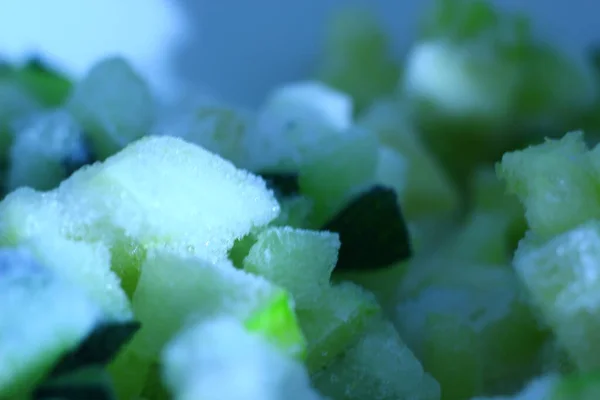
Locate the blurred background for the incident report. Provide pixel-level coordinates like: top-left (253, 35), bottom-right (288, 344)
top-left (0, 0), bottom-right (598, 107)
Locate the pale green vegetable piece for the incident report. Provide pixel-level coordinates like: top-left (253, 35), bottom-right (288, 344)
top-left (358, 100), bottom-right (459, 219)
top-left (67, 57), bottom-right (155, 159)
top-left (244, 227), bottom-right (339, 307)
top-left (0, 187), bottom-right (132, 319)
top-left (7, 110), bottom-right (90, 192)
top-left (269, 195), bottom-right (315, 229)
top-left (131, 247), bottom-right (305, 360)
top-left (402, 39), bottom-right (519, 122)
top-left (162, 316), bottom-right (323, 400)
top-left (0, 247), bottom-right (100, 398)
top-left (55, 136), bottom-right (280, 292)
top-left (317, 7), bottom-right (400, 112)
top-left (299, 127), bottom-right (379, 225)
top-left (298, 282), bottom-right (379, 372)
top-left (312, 318), bottom-right (441, 400)
top-left (395, 264), bottom-right (545, 390)
top-left (0, 187), bottom-right (65, 244)
top-left (497, 131), bottom-right (600, 240)
top-left (244, 227), bottom-right (379, 371)
top-left (254, 81), bottom-right (353, 172)
top-left (153, 98), bottom-right (254, 169)
top-left (514, 221), bottom-right (600, 371)
top-left (422, 313), bottom-right (483, 400)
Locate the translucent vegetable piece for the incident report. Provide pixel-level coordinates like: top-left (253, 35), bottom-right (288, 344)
top-left (131, 247), bottom-right (305, 360)
top-left (312, 318), bottom-right (441, 400)
top-left (514, 221), bottom-right (600, 371)
top-left (317, 7), bottom-right (400, 112)
top-left (244, 227), bottom-right (340, 307)
top-left (107, 343), bottom-right (152, 400)
top-left (358, 100), bottom-right (459, 219)
top-left (298, 282), bottom-right (379, 372)
top-left (153, 98), bottom-right (254, 168)
top-left (497, 131), bottom-right (600, 240)
top-left (254, 81), bottom-right (353, 172)
top-left (7, 110), bottom-right (91, 191)
top-left (422, 313), bottom-right (483, 399)
top-left (299, 128), bottom-right (379, 225)
top-left (162, 317), bottom-right (322, 400)
top-left (67, 57), bottom-right (155, 159)
top-left (0, 248), bottom-right (100, 398)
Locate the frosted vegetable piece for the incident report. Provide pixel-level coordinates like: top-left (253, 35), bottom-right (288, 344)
top-left (312, 318), bottom-right (440, 400)
top-left (131, 247), bottom-right (305, 359)
top-left (244, 227), bottom-right (340, 307)
top-left (67, 57), bottom-right (155, 159)
top-left (7, 110), bottom-right (91, 191)
top-left (497, 131), bottom-right (600, 239)
top-left (358, 100), bottom-right (459, 219)
top-left (298, 282), bottom-right (379, 372)
top-left (0, 248), bottom-right (100, 398)
top-left (24, 235), bottom-right (132, 320)
top-left (299, 128), bottom-right (379, 225)
top-left (513, 221), bottom-right (600, 371)
top-left (162, 317), bottom-right (322, 400)
top-left (254, 81), bottom-right (352, 172)
top-left (56, 136), bottom-right (280, 264)
top-left (0, 188), bottom-right (65, 244)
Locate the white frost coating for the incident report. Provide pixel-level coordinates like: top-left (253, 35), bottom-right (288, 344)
top-left (253, 81), bottom-right (353, 171)
top-left (402, 40), bottom-right (518, 120)
top-left (162, 316), bottom-right (323, 400)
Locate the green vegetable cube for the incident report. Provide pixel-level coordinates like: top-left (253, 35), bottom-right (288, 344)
top-left (514, 221), bottom-right (600, 371)
top-left (497, 131), bottom-right (600, 239)
top-left (67, 57), bottom-right (155, 159)
top-left (312, 318), bottom-right (440, 400)
top-left (130, 247), bottom-right (305, 360)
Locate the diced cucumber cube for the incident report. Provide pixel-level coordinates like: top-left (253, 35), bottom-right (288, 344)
top-left (130, 247), bottom-right (305, 360)
top-left (67, 57), bottom-right (155, 159)
top-left (299, 128), bottom-right (379, 225)
top-left (358, 100), bottom-right (459, 219)
top-left (497, 131), bottom-right (600, 239)
top-left (312, 318), bottom-right (441, 400)
top-left (0, 188), bottom-right (132, 319)
top-left (153, 99), bottom-right (254, 169)
top-left (244, 227), bottom-right (340, 307)
top-left (7, 110), bottom-right (91, 192)
top-left (422, 313), bottom-right (483, 400)
top-left (513, 221), bottom-right (600, 371)
top-left (0, 248), bottom-right (100, 398)
top-left (298, 282), bottom-right (379, 372)
top-left (55, 136), bottom-right (279, 290)
top-left (317, 7), bottom-right (400, 112)
top-left (254, 81), bottom-right (352, 172)
top-left (162, 317), bottom-right (322, 400)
